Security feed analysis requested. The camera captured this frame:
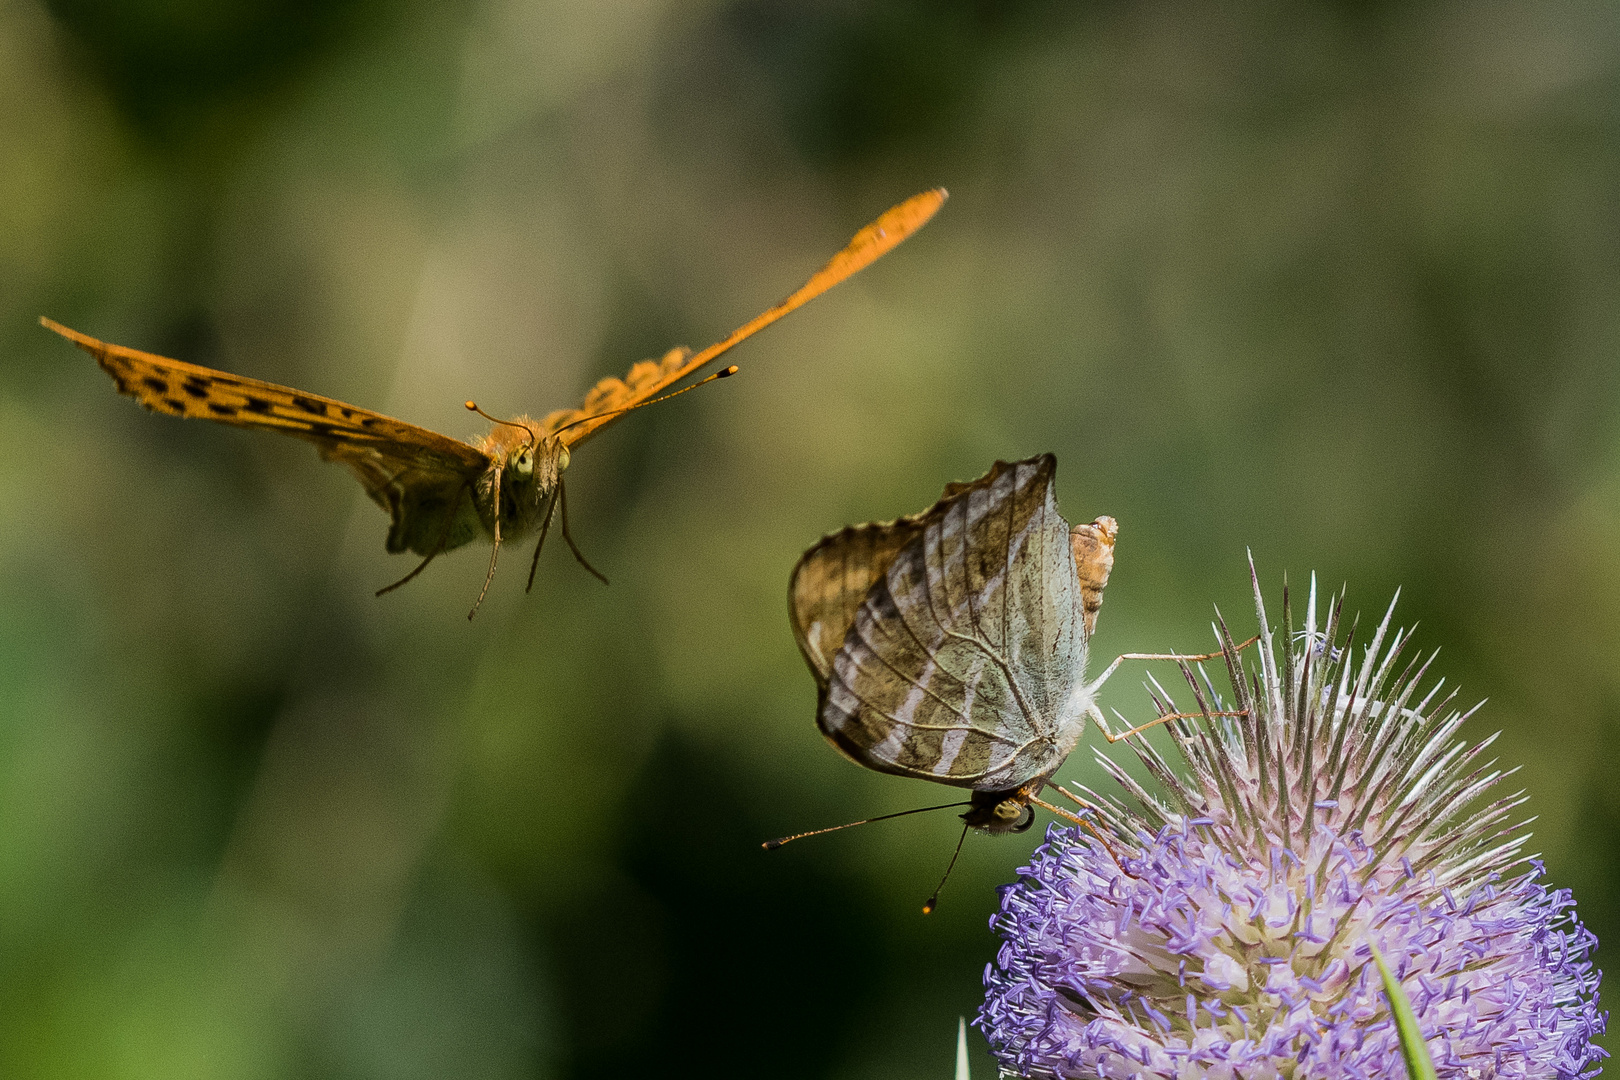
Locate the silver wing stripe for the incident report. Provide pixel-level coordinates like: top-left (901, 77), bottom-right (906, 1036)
top-left (827, 626), bottom-right (1027, 749)
top-left (868, 685), bottom-right (918, 764)
top-left (845, 602), bottom-right (970, 720)
top-left (932, 726), bottom-right (967, 776)
top-left (930, 649), bottom-right (987, 775)
top-left (891, 653), bottom-right (938, 726)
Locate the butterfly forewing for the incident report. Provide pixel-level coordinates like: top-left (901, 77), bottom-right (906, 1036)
top-left (813, 455), bottom-right (1090, 791)
top-left (544, 189), bottom-right (948, 450)
top-left (44, 318), bottom-right (491, 556)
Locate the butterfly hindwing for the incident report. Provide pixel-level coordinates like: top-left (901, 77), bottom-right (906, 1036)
top-left (789, 464), bottom-right (1012, 691)
top-left (812, 455), bottom-right (1090, 791)
top-left (45, 319), bottom-right (491, 556)
top-left (790, 518), bottom-right (929, 690)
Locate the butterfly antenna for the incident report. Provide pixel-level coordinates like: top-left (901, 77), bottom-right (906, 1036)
top-left (922, 822), bottom-right (970, 915)
top-left (762, 801), bottom-right (970, 850)
top-left (551, 366), bottom-right (737, 438)
top-left (466, 401), bottom-right (536, 450)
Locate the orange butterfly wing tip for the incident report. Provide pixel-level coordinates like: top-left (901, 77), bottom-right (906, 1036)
top-left (40, 316), bottom-right (93, 346)
top-left (552, 188), bottom-right (948, 448)
top-left (801, 187), bottom-right (947, 298)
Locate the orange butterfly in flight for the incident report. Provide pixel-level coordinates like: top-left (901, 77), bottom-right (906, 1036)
top-left (44, 189), bottom-right (946, 618)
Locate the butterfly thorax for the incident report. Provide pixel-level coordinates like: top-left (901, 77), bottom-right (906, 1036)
top-left (472, 418), bottom-right (571, 542)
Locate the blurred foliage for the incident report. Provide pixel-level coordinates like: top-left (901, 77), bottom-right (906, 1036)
top-left (2, 0), bottom-right (1619, 1077)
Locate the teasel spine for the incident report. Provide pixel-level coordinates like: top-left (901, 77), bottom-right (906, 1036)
top-left (1070, 558), bottom-right (1531, 897)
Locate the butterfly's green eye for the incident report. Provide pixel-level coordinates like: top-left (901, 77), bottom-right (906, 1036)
top-left (557, 446), bottom-right (571, 471)
top-left (514, 450), bottom-right (534, 476)
top-left (1001, 801), bottom-right (1036, 833)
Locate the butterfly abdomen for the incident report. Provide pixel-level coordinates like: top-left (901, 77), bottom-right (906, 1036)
top-left (1071, 516), bottom-right (1118, 637)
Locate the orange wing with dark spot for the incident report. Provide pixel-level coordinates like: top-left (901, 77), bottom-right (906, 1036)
top-left (43, 318), bottom-right (491, 555)
top-left (542, 188), bottom-right (947, 448)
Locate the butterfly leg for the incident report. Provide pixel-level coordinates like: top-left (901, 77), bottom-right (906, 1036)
top-left (1082, 635), bottom-right (1258, 741)
top-left (1045, 783), bottom-right (1094, 811)
top-left (1029, 788), bottom-right (1126, 870)
top-left (376, 550), bottom-right (441, 597)
top-left (525, 486), bottom-right (561, 593)
top-left (1083, 636), bottom-right (1260, 696)
top-left (375, 483), bottom-right (468, 597)
top-left (468, 471), bottom-right (503, 621)
top-left (558, 479), bottom-right (609, 586)
top-left (1087, 702), bottom-right (1247, 744)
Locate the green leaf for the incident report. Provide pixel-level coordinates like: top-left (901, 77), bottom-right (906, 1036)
top-left (1370, 942), bottom-right (1439, 1080)
top-left (955, 1017), bottom-right (970, 1080)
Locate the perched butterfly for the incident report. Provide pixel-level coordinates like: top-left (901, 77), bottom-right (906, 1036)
top-left (44, 188), bottom-right (946, 617)
top-left (779, 455), bottom-right (1256, 911)
top-left (787, 454), bottom-right (1120, 840)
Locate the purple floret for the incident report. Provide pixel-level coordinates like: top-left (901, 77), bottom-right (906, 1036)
top-left (981, 823), bottom-right (1604, 1079)
top-left (978, 571), bottom-right (1606, 1079)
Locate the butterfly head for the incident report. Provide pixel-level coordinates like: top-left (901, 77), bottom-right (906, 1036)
top-left (504, 433), bottom-right (569, 486)
top-left (466, 413), bottom-right (577, 542)
top-left (961, 788), bottom-right (1037, 834)
top-left (497, 429), bottom-right (570, 510)
top-left (471, 410), bottom-right (569, 488)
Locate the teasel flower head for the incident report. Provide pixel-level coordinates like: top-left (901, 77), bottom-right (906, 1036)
top-left (978, 567), bottom-right (1606, 1079)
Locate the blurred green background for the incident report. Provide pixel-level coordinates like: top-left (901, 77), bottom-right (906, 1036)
top-left (2, 0), bottom-right (1618, 1076)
